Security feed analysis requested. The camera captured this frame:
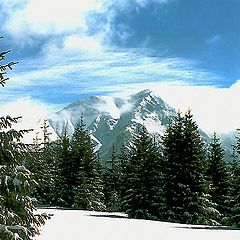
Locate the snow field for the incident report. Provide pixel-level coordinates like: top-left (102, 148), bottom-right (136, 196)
top-left (35, 209), bottom-right (240, 240)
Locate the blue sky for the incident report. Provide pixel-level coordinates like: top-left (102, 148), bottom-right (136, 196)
top-left (0, 0), bottom-right (240, 132)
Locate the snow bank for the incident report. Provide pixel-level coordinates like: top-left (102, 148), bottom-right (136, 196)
top-left (35, 209), bottom-right (240, 240)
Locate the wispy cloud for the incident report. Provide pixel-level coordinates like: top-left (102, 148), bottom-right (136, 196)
top-left (205, 34), bottom-right (222, 45)
top-left (0, 48), bottom-right (223, 105)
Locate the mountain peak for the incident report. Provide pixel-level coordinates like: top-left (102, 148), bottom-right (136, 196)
top-left (130, 89), bottom-right (155, 101)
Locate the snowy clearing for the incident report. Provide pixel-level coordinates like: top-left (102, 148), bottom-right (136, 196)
top-left (35, 208), bottom-right (240, 240)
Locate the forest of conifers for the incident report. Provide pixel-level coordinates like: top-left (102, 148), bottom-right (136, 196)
top-left (26, 111), bottom-right (240, 228)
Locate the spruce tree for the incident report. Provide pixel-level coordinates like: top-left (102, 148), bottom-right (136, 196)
top-left (162, 111), bottom-right (219, 225)
top-left (27, 119), bottom-right (57, 205)
top-left (71, 118), bottom-right (105, 211)
top-left (55, 130), bottom-right (73, 207)
top-left (0, 116), bottom-right (50, 240)
top-left (122, 126), bottom-right (164, 220)
top-left (229, 130), bottom-right (240, 227)
top-left (206, 133), bottom-right (230, 224)
top-left (118, 144), bottom-right (131, 212)
top-left (103, 145), bottom-right (121, 211)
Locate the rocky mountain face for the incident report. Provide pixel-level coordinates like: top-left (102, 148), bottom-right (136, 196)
top-left (49, 89), bottom-right (235, 162)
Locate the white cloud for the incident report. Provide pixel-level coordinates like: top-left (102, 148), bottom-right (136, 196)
top-left (1, 0), bottom-right (176, 55)
top-left (63, 35), bottom-right (103, 53)
top-left (1, 0), bottom-right (113, 56)
top-left (0, 97), bottom-right (50, 124)
top-left (4, 0), bottom-right (105, 36)
top-left (0, 97), bottom-right (59, 142)
top-left (3, 0), bottom-right (175, 40)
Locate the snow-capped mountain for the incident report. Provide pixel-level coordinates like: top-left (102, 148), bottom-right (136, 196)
top-left (49, 89), bottom-right (177, 161)
top-left (49, 89), bottom-right (236, 162)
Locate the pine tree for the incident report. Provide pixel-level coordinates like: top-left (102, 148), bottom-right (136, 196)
top-left (162, 111), bottom-right (219, 225)
top-left (206, 133), bottom-right (231, 224)
top-left (122, 126), bottom-right (164, 220)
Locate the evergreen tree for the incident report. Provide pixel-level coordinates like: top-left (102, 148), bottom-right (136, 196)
top-left (0, 38), bottom-right (18, 88)
top-left (0, 41), bottom-right (49, 239)
top-left (55, 130), bottom-right (73, 207)
top-left (70, 118), bottom-right (106, 211)
top-left (103, 144), bottom-right (121, 211)
top-left (27, 119), bottom-right (57, 205)
top-left (122, 126), bottom-right (164, 220)
top-left (54, 119), bottom-right (106, 210)
top-left (206, 133), bottom-right (231, 224)
top-left (0, 116), bottom-right (50, 240)
top-left (118, 144), bottom-right (131, 212)
top-left (51, 123), bottom-right (107, 210)
top-left (229, 130), bottom-right (240, 227)
top-left (162, 111), bottom-right (219, 225)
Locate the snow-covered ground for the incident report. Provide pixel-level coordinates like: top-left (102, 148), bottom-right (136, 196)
top-left (35, 209), bottom-right (240, 240)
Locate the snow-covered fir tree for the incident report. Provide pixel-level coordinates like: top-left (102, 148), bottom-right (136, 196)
top-left (206, 133), bottom-right (231, 224)
top-left (0, 116), bottom-right (50, 240)
top-left (121, 126), bottom-right (165, 220)
top-left (162, 111), bottom-right (219, 225)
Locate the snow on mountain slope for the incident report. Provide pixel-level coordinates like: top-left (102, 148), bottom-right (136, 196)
top-left (49, 89), bottom-right (176, 161)
top-left (35, 209), bottom-right (240, 240)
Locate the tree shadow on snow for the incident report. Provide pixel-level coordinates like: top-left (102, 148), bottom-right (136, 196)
top-left (88, 214), bottom-right (128, 219)
top-left (175, 225), bottom-right (240, 231)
